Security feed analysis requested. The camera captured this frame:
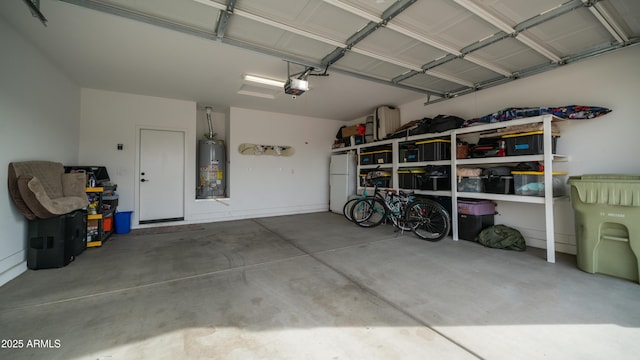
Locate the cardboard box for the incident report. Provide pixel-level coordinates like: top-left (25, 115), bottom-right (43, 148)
top-left (341, 125), bottom-right (361, 138)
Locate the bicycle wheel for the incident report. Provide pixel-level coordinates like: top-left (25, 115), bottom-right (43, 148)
top-left (342, 197), bottom-right (359, 222)
top-left (350, 197), bottom-right (386, 228)
top-left (390, 201), bottom-right (416, 232)
top-left (406, 200), bottom-right (451, 241)
top-left (343, 192), bottom-right (384, 222)
top-left (393, 212), bottom-right (417, 232)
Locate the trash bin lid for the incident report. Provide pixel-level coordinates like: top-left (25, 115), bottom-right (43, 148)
top-left (567, 174), bottom-right (640, 206)
top-left (570, 174), bottom-right (640, 181)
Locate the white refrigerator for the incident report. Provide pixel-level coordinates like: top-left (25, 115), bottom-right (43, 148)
top-left (329, 153), bottom-right (357, 214)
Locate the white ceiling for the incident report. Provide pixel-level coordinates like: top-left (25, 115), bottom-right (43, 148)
top-left (2, 0), bottom-right (638, 121)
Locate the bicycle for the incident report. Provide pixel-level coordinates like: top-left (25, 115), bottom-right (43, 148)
top-left (350, 189), bottom-right (451, 241)
top-left (404, 197), bottom-right (451, 241)
top-left (350, 188), bottom-right (414, 230)
top-left (342, 170), bottom-right (387, 222)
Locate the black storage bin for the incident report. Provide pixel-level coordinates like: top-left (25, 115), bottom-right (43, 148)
top-left (372, 175), bottom-right (391, 188)
top-left (373, 150), bottom-right (393, 164)
top-left (359, 151), bottom-right (374, 165)
top-left (484, 176), bottom-right (515, 194)
top-left (27, 216), bottom-right (74, 270)
top-left (422, 175), bottom-right (451, 191)
top-left (399, 146), bottom-right (419, 163)
top-left (458, 213), bottom-right (494, 241)
top-left (503, 131), bottom-right (558, 156)
top-left (398, 169), bottom-right (424, 189)
top-left (351, 135), bottom-right (365, 146)
top-left (67, 209), bottom-right (88, 256)
top-left (421, 165), bottom-right (451, 190)
top-left (417, 139), bottom-right (451, 161)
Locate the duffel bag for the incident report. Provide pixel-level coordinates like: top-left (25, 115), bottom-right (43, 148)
top-left (426, 115), bottom-right (465, 133)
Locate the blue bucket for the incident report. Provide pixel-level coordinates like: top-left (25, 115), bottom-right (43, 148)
top-left (114, 211), bottom-right (133, 234)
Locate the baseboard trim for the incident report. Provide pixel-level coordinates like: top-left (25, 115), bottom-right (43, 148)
top-left (0, 255), bottom-right (27, 287)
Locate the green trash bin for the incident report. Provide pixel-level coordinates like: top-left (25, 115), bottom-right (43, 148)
top-left (567, 175), bottom-right (640, 282)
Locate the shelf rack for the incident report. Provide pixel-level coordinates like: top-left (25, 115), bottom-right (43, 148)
top-left (332, 114), bottom-right (566, 263)
top-left (86, 187), bottom-right (117, 247)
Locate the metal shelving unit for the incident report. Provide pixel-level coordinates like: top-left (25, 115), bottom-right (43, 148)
top-left (86, 187), bottom-right (118, 247)
top-left (332, 114), bottom-right (566, 263)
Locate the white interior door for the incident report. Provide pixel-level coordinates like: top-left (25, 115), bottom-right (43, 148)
top-left (139, 129), bottom-right (185, 223)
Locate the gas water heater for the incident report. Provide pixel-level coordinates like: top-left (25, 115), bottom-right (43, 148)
top-left (197, 106), bottom-right (226, 198)
top-left (197, 139), bottom-right (226, 198)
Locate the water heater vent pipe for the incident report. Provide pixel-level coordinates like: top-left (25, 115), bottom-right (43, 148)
top-left (205, 106), bottom-right (214, 140)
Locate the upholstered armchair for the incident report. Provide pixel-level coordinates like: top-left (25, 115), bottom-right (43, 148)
top-left (8, 161), bottom-right (88, 220)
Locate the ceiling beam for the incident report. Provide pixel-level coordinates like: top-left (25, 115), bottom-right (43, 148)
top-left (349, 47), bottom-right (421, 72)
top-left (561, 38), bottom-right (637, 65)
top-left (380, 0), bottom-right (417, 23)
top-left (214, 0), bottom-right (235, 39)
top-left (59, 0), bottom-right (442, 97)
top-left (385, 23), bottom-right (460, 55)
top-left (452, 0), bottom-right (562, 63)
top-left (327, 66), bottom-right (445, 98)
top-left (323, 0), bottom-right (512, 85)
top-left (232, 8), bottom-right (345, 48)
top-left (58, 0), bottom-right (633, 107)
top-left (321, 48), bottom-right (347, 68)
top-left (321, 0), bottom-right (416, 65)
top-left (392, 70), bottom-right (420, 84)
top-left (458, 32), bottom-right (513, 76)
top-left (22, 0), bottom-right (48, 26)
top-left (345, 22), bottom-right (379, 47)
top-left (200, 0), bottom-right (463, 89)
top-left (515, 0), bottom-right (585, 32)
top-left (430, 39), bottom-right (639, 105)
top-left (582, 0), bottom-right (629, 44)
top-left (425, 70), bottom-right (474, 88)
top-left (392, 0), bottom-right (590, 84)
top-left (191, 0), bottom-right (225, 11)
top-left (60, 0), bottom-right (217, 39)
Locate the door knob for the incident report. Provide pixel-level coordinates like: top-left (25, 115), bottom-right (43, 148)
top-left (141, 179), bottom-right (149, 182)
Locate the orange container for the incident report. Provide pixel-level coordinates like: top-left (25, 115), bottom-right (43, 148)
top-left (103, 216), bottom-right (113, 232)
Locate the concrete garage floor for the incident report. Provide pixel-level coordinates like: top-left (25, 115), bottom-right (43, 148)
top-left (1, 212), bottom-right (639, 359)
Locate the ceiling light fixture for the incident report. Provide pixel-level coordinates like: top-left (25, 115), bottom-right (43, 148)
top-left (244, 74), bottom-right (286, 88)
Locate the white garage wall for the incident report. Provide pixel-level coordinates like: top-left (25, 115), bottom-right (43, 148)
top-left (79, 88), bottom-right (197, 227)
top-left (190, 107), bottom-right (343, 222)
top-left (80, 90), bottom-right (343, 226)
top-left (398, 45), bottom-right (640, 253)
top-left (196, 108), bottom-right (226, 144)
top-left (0, 18), bottom-right (80, 286)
